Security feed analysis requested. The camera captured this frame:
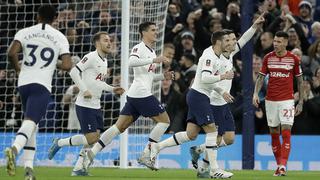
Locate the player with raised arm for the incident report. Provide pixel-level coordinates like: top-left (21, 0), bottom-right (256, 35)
top-left (4, 5), bottom-right (72, 179)
top-left (47, 32), bottom-right (125, 176)
top-left (189, 13), bottom-right (266, 178)
top-left (149, 30), bottom-right (234, 178)
top-left (253, 31), bottom-right (303, 176)
top-left (82, 22), bottom-right (173, 171)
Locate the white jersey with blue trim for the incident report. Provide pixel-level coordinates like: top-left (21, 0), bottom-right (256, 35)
top-left (14, 23), bottom-right (70, 92)
top-left (127, 41), bottom-right (157, 98)
top-left (210, 27), bottom-right (257, 105)
top-left (210, 54), bottom-right (234, 106)
top-left (191, 46), bottom-right (221, 98)
top-left (75, 51), bottom-right (109, 109)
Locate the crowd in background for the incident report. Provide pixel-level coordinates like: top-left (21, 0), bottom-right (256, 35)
top-left (0, 0), bottom-right (320, 134)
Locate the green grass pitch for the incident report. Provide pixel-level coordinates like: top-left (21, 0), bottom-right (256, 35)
top-left (1, 167), bottom-right (319, 180)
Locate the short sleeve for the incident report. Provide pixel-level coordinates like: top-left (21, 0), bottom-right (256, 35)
top-left (65, 85), bottom-right (73, 95)
top-left (75, 55), bottom-right (93, 72)
top-left (293, 55), bottom-right (302, 77)
top-left (259, 55), bottom-right (269, 75)
top-left (201, 58), bottom-right (214, 74)
top-left (130, 45), bottom-right (141, 58)
top-left (14, 30), bottom-right (25, 45)
top-left (58, 34), bottom-right (70, 56)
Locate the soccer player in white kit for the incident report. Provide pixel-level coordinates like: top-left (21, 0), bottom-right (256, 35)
top-left (82, 22), bottom-right (174, 171)
top-left (253, 31), bottom-right (303, 176)
top-left (4, 5), bottom-right (72, 179)
top-left (189, 13), bottom-right (266, 178)
top-left (149, 30), bottom-right (234, 178)
top-left (47, 32), bottom-right (125, 176)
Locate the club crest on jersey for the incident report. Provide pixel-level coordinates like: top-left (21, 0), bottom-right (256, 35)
top-left (81, 57), bottom-right (88, 64)
top-left (206, 59), bottom-right (211, 66)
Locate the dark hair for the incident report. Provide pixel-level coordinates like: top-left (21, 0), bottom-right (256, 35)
top-left (139, 22), bottom-right (156, 37)
top-left (275, 31), bottom-right (289, 39)
top-left (182, 53), bottom-right (195, 63)
top-left (222, 29), bottom-right (234, 35)
top-left (92, 31), bottom-right (108, 46)
top-left (211, 30), bottom-right (227, 45)
top-left (38, 5), bottom-right (56, 23)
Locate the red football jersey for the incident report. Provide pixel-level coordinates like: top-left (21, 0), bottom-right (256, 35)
top-left (260, 51), bottom-right (302, 101)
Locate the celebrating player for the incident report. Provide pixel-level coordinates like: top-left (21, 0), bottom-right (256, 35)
top-left (189, 13), bottom-right (266, 178)
top-left (82, 21), bottom-right (174, 171)
top-left (5, 5), bottom-right (72, 179)
top-left (149, 30), bottom-right (234, 178)
top-left (253, 31), bottom-right (303, 176)
top-left (47, 32), bottom-right (124, 176)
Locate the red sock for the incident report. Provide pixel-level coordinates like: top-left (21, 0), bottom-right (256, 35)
top-left (281, 129), bottom-right (291, 166)
top-left (271, 133), bottom-right (281, 165)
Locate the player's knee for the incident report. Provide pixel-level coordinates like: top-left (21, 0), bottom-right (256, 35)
top-left (86, 133), bottom-right (100, 145)
top-left (187, 132), bottom-right (198, 141)
top-left (224, 137), bottom-right (234, 145)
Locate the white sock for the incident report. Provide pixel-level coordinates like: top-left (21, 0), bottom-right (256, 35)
top-left (73, 145), bottom-right (92, 171)
top-left (158, 131), bottom-right (190, 150)
top-left (219, 138), bottom-right (227, 148)
top-left (13, 120), bottom-right (36, 154)
top-left (23, 128), bottom-right (37, 169)
top-left (197, 144), bottom-right (206, 154)
top-left (58, 134), bottom-right (88, 147)
top-left (92, 125), bottom-right (120, 156)
top-left (143, 122), bottom-right (169, 155)
top-left (205, 132), bottom-right (219, 171)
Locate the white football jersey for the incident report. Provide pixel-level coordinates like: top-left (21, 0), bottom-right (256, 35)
top-left (75, 51), bottom-right (109, 109)
top-left (210, 27), bottom-right (256, 105)
top-left (210, 54), bottom-right (233, 106)
top-left (14, 23), bottom-right (70, 92)
top-left (191, 47), bottom-right (221, 97)
top-left (127, 41), bottom-right (157, 98)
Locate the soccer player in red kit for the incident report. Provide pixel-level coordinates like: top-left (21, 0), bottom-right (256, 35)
top-left (253, 31), bottom-right (303, 176)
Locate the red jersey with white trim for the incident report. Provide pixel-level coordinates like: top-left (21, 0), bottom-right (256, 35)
top-left (260, 51), bottom-right (302, 101)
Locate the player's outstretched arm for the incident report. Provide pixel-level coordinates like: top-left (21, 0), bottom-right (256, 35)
top-left (235, 12), bottom-right (266, 54)
top-left (7, 40), bottom-right (22, 74)
top-left (252, 73), bottom-right (265, 108)
top-left (129, 55), bottom-right (168, 67)
top-left (57, 54), bottom-right (72, 71)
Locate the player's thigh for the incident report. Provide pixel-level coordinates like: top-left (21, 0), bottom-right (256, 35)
top-left (115, 115), bottom-right (134, 133)
top-left (265, 100), bottom-right (281, 127)
top-left (186, 122), bottom-right (201, 140)
top-left (76, 105), bottom-right (101, 134)
top-left (279, 99), bottom-right (295, 126)
top-left (202, 123), bottom-right (217, 133)
top-left (20, 83), bottom-right (51, 123)
top-left (120, 97), bottom-right (140, 121)
top-left (132, 96), bottom-right (166, 118)
top-left (151, 111), bottom-right (170, 123)
top-left (222, 131), bottom-right (235, 145)
top-left (186, 89), bottom-right (215, 127)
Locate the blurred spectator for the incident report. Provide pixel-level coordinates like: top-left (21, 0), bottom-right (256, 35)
top-left (174, 31), bottom-right (200, 62)
top-left (295, 1), bottom-right (314, 43)
top-left (161, 79), bottom-right (185, 133)
top-left (307, 39), bottom-right (320, 74)
top-left (162, 43), bottom-right (179, 72)
top-left (311, 21), bottom-right (320, 43)
top-left (175, 53), bottom-right (197, 93)
top-left (62, 85), bottom-right (81, 130)
top-left (255, 31), bottom-right (274, 58)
